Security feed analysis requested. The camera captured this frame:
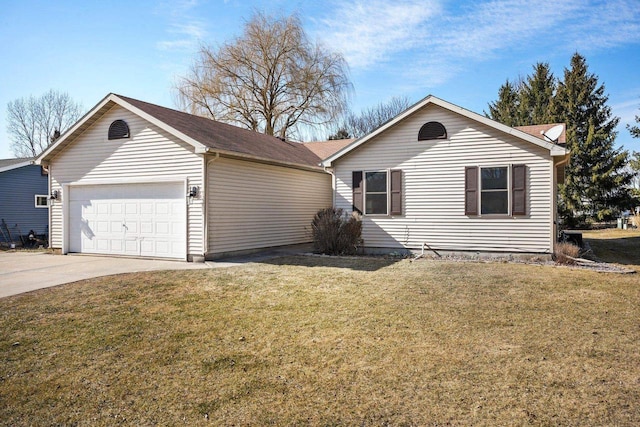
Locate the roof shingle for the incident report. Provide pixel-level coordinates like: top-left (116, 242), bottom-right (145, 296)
top-left (118, 95), bottom-right (323, 168)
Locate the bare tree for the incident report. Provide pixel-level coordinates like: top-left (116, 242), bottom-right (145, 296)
top-left (7, 90), bottom-right (83, 157)
top-left (175, 12), bottom-right (352, 139)
top-left (329, 96), bottom-right (413, 139)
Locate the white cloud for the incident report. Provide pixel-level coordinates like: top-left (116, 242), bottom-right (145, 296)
top-left (319, 0), bottom-right (640, 89)
top-left (157, 21), bottom-right (207, 51)
top-left (319, 0), bottom-right (442, 68)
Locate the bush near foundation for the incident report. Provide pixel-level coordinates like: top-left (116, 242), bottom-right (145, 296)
top-left (311, 207), bottom-right (362, 255)
top-left (554, 242), bottom-right (581, 264)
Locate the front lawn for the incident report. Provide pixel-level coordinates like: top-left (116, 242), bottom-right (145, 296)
top-left (1, 249), bottom-right (639, 425)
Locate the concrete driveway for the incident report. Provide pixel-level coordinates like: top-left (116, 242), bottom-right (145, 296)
top-left (0, 252), bottom-right (210, 298)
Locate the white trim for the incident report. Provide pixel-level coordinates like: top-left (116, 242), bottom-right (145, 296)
top-left (113, 95), bottom-right (209, 154)
top-left (62, 183), bottom-right (69, 255)
top-left (64, 176), bottom-right (189, 187)
top-left (63, 179), bottom-right (188, 260)
top-left (479, 165), bottom-right (510, 216)
top-left (363, 169), bottom-right (390, 216)
top-left (0, 160), bottom-right (32, 173)
top-left (322, 95), bottom-right (570, 166)
top-left (34, 194), bottom-right (48, 208)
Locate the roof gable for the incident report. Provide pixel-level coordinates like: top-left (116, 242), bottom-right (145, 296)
top-left (38, 94), bottom-right (323, 169)
top-left (322, 95), bottom-right (569, 166)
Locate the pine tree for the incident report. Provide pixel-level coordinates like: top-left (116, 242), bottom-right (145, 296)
top-left (519, 62), bottom-right (556, 125)
top-left (486, 79), bottom-right (522, 126)
top-left (554, 53), bottom-right (635, 224)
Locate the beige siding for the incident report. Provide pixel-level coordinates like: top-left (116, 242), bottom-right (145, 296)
top-left (333, 104), bottom-right (555, 253)
top-left (208, 158), bottom-right (331, 256)
top-left (49, 106), bottom-right (204, 256)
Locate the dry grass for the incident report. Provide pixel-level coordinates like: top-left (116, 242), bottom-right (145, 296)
top-left (583, 228), bottom-right (640, 266)
top-left (1, 254), bottom-right (639, 425)
top-left (554, 241), bottom-right (581, 264)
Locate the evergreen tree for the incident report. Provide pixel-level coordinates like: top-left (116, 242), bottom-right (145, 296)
top-left (519, 62), bottom-right (556, 125)
top-left (486, 79), bottom-right (522, 126)
top-left (628, 109), bottom-right (640, 139)
top-left (554, 53), bottom-right (635, 224)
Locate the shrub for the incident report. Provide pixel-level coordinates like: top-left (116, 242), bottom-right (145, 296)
top-left (554, 242), bottom-right (581, 265)
top-left (311, 207), bottom-right (362, 255)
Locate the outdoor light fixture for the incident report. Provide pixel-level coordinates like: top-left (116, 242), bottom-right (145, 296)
top-left (50, 190), bottom-right (60, 200)
top-left (188, 186), bottom-right (198, 198)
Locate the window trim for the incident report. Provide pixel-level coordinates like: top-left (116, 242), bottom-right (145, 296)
top-left (480, 165), bottom-right (510, 216)
top-left (34, 194), bottom-right (49, 208)
top-left (364, 170), bottom-right (389, 216)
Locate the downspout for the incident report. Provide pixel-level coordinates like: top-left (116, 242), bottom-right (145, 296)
top-left (323, 166), bottom-right (336, 208)
top-left (203, 152), bottom-right (220, 259)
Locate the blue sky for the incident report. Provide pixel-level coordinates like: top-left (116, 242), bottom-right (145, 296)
top-left (1, 0), bottom-right (639, 159)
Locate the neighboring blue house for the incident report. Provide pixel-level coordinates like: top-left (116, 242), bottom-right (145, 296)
top-left (0, 158), bottom-right (49, 245)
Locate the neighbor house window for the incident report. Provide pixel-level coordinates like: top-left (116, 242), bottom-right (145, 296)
top-left (35, 195), bottom-right (48, 208)
top-left (465, 165), bottom-right (527, 216)
top-left (352, 170), bottom-right (403, 216)
top-left (108, 119), bottom-right (130, 140)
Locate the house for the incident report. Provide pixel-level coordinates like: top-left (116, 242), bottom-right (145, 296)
top-left (321, 95), bottom-right (570, 255)
top-left (36, 93), bottom-right (332, 261)
top-left (0, 158), bottom-right (49, 245)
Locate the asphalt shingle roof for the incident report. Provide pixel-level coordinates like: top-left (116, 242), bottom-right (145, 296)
top-left (118, 95), bottom-right (323, 168)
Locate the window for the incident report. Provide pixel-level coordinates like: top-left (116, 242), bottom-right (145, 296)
top-left (35, 195), bottom-right (48, 208)
top-left (365, 171), bottom-right (387, 214)
top-left (108, 119), bottom-right (130, 140)
top-left (481, 167), bottom-right (508, 214)
top-left (418, 121), bottom-right (447, 140)
top-left (352, 170), bottom-right (402, 216)
top-left (465, 165), bottom-right (527, 216)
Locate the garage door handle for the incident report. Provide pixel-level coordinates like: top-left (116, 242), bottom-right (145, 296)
top-left (122, 224), bottom-right (128, 230)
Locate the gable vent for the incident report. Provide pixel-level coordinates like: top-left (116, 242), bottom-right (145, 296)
top-left (108, 120), bottom-right (130, 140)
top-left (418, 121), bottom-right (447, 141)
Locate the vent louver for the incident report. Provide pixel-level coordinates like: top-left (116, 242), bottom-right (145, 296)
top-left (108, 120), bottom-right (130, 140)
top-left (418, 121), bottom-right (447, 140)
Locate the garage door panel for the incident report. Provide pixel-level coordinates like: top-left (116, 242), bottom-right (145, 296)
top-left (69, 183), bottom-right (186, 259)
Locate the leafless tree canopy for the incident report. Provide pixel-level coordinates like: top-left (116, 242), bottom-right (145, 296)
top-left (329, 96), bottom-right (413, 139)
top-left (7, 90), bottom-right (83, 157)
top-left (175, 12), bottom-right (352, 139)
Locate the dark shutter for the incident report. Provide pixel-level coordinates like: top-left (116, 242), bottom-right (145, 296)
top-left (390, 169), bottom-right (402, 215)
top-left (512, 164), bottom-right (527, 216)
top-left (465, 166), bottom-right (478, 215)
top-left (352, 171), bottom-right (363, 214)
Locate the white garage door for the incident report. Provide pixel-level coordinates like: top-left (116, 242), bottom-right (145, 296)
top-left (69, 182), bottom-right (186, 259)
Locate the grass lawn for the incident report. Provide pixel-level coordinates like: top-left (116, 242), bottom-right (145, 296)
top-left (1, 236), bottom-right (639, 425)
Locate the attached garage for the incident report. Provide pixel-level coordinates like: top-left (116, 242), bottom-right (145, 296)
top-left (37, 93), bottom-right (333, 261)
top-left (67, 182), bottom-right (186, 259)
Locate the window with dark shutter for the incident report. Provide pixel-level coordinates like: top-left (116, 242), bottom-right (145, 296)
top-left (352, 171), bottom-right (363, 214)
top-left (481, 167), bottom-right (509, 214)
top-left (390, 169), bottom-right (402, 215)
top-left (465, 166), bottom-right (478, 215)
top-left (418, 121), bottom-right (447, 140)
top-left (108, 120), bottom-right (130, 140)
top-left (365, 171), bottom-right (387, 214)
top-left (512, 164), bottom-right (527, 215)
